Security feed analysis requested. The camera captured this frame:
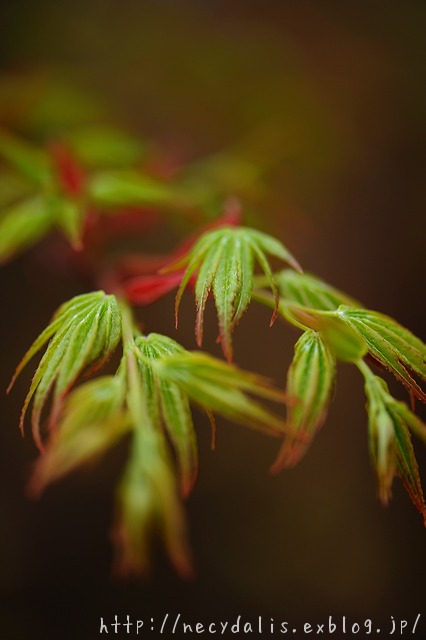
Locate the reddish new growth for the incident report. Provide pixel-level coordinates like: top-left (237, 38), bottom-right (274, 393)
top-left (122, 200), bottom-right (242, 306)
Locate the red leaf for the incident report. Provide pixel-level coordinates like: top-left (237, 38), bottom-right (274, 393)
top-left (49, 142), bottom-right (85, 197)
top-left (124, 272), bottom-right (185, 305)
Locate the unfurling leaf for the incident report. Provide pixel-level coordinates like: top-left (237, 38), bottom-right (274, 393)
top-left (283, 305), bottom-right (368, 362)
top-left (9, 291), bottom-right (122, 449)
top-left (0, 196), bottom-right (53, 263)
top-left (172, 225), bottom-right (302, 360)
top-left (29, 375), bottom-right (130, 495)
top-left (112, 426), bottom-right (192, 579)
top-left (281, 304), bottom-right (426, 402)
top-left (272, 330), bottom-right (336, 471)
top-left (340, 308), bottom-right (426, 403)
top-left (134, 333), bottom-right (197, 497)
top-left (361, 364), bottom-right (426, 524)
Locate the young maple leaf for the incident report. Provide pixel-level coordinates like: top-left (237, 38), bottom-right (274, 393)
top-left (339, 308), bottom-right (426, 403)
top-left (271, 330), bottom-right (336, 471)
top-left (152, 347), bottom-right (287, 436)
top-left (282, 304), bottom-right (426, 402)
top-left (130, 331), bottom-right (288, 496)
top-left (0, 196), bottom-right (53, 264)
top-left (133, 333), bottom-right (198, 497)
top-left (170, 225), bottom-right (302, 360)
top-left (360, 362), bottom-right (426, 524)
top-left (122, 200), bottom-right (242, 306)
top-left (112, 425), bottom-right (192, 579)
top-left (29, 374), bottom-right (130, 496)
top-left (8, 291), bottom-right (122, 449)
top-left (0, 131), bottom-right (86, 256)
top-left (273, 269), bottom-right (361, 311)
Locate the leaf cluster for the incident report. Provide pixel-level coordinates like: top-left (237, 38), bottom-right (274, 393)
top-left (0, 129), bottom-right (182, 263)
top-left (10, 292), bottom-right (287, 575)
top-left (172, 225), bottom-right (301, 360)
top-left (252, 269), bottom-right (426, 520)
top-left (3, 115), bottom-right (425, 577)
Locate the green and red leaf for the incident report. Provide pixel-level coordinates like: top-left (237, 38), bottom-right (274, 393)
top-left (112, 426), bottom-right (192, 579)
top-left (341, 309), bottom-right (426, 403)
top-left (272, 330), bottom-right (336, 471)
top-left (9, 291), bottom-right (122, 449)
top-left (29, 375), bottom-right (130, 495)
top-left (362, 367), bottom-right (426, 525)
top-left (172, 225), bottom-right (302, 360)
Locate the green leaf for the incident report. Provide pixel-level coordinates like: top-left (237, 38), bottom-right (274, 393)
top-left (51, 195), bottom-right (85, 249)
top-left (272, 330), bottom-right (336, 471)
top-left (173, 225), bottom-right (302, 360)
top-left (134, 334), bottom-right (197, 497)
top-left (211, 234), bottom-right (244, 360)
top-left (29, 375), bottom-right (130, 495)
top-left (0, 131), bottom-right (51, 185)
top-left (247, 229), bottom-right (302, 273)
top-left (362, 366), bottom-right (426, 524)
top-left (67, 126), bottom-right (145, 168)
top-left (0, 169), bottom-right (34, 208)
top-left (272, 269), bottom-right (361, 311)
top-left (0, 196), bottom-right (53, 263)
top-left (10, 291), bottom-right (122, 449)
top-left (158, 379), bottom-right (198, 498)
top-left (340, 308), bottom-right (426, 403)
top-left (155, 350), bottom-right (287, 437)
top-left (112, 425), bottom-right (192, 578)
top-left (283, 305), bottom-right (368, 362)
top-left (88, 170), bottom-right (177, 207)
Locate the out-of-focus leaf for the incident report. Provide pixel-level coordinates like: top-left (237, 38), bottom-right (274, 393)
top-left (171, 225), bottom-right (302, 360)
top-left (0, 170), bottom-right (34, 208)
top-left (29, 375), bottom-right (130, 495)
top-left (112, 426), bottom-right (192, 578)
top-left (88, 170), bottom-right (177, 207)
top-left (50, 195), bottom-right (84, 249)
top-left (340, 308), bottom-right (426, 403)
top-left (124, 272), bottom-right (184, 306)
top-left (49, 142), bottom-right (85, 198)
top-left (67, 126), bottom-right (146, 168)
top-left (177, 143), bottom-right (270, 210)
top-left (0, 196), bottom-right (53, 263)
top-left (272, 269), bottom-right (361, 311)
top-left (184, 153), bottom-right (261, 194)
top-left (272, 330), bottom-right (336, 471)
top-left (9, 291), bottom-right (122, 449)
top-left (362, 365), bottom-right (426, 524)
top-left (0, 131), bottom-right (51, 185)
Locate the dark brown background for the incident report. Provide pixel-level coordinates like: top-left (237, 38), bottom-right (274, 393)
top-left (0, 1), bottom-right (425, 638)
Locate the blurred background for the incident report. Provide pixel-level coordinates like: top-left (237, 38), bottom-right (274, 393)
top-left (0, 1), bottom-right (425, 638)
